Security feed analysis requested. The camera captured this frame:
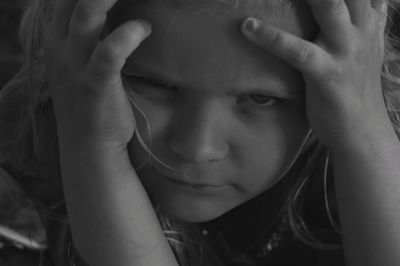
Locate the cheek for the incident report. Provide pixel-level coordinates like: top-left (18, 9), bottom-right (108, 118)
top-left (127, 99), bottom-right (173, 167)
top-left (233, 107), bottom-right (309, 194)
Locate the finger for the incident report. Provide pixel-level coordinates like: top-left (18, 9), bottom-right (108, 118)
top-left (241, 18), bottom-right (331, 77)
top-left (377, 0), bottom-right (388, 32)
top-left (88, 20), bottom-right (151, 82)
top-left (68, 0), bottom-right (119, 55)
top-left (373, 0), bottom-right (388, 40)
top-left (52, 0), bottom-right (78, 40)
top-left (304, 0), bottom-right (353, 51)
top-left (344, 0), bottom-right (371, 26)
top-left (371, 0), bottom-right (386, 10)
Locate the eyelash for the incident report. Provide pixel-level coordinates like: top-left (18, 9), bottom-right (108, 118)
top-left (123, 74), bottom-right (283, 109)
top-left (238, 94), bottom-right (280, 108)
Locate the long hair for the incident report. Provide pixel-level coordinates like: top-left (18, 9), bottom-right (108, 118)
top-left (1, 0), bottom-right (400, 265)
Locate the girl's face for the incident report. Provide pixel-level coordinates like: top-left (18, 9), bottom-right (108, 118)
top-left (121, 0), bottom-right (316, 222)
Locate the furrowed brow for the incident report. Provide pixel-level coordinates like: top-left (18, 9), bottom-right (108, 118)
top-left (123, 62), bottom-right (303, 98)
top-left (215, 0), bottom-right (294, 9)
top-left (117, 0), bottom-right (294, 9)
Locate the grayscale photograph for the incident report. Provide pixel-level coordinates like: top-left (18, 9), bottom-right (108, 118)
top-left (0, 0), bottom-right (400, 265)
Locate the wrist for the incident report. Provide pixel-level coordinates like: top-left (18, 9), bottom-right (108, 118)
top-left (329, 114), bottom-right (398, 160)
top-left (325, 105), bottom-right (396, 151)
top-left (58, 139), bottom-right (134, 181)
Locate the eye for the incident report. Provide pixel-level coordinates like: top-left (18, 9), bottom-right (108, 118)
top-left (122, 74), bottom-right (178, 98)
top-left (239, 94), bottom-right (279, 107)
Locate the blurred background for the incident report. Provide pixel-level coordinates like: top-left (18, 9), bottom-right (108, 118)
top-left (0, 1), bottom-right (399, 90)
top-left (0, 0), bottom-right (26, 89)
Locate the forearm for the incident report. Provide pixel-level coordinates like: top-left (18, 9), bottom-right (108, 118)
top-left (59, 143), bottom-right (178, 266)
top-left (331, 115), bottom-right (400, 266)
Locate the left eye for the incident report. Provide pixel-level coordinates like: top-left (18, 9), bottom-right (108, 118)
top-left (240, 94), bottom-right (278, 106)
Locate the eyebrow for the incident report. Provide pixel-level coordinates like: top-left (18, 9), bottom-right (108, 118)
top-left (170, 0), bottom-right (294, 7)
top-left (117, 0), bottom-right (294, 11)
top-left (122, 63), bottom-right (302, 98)
top-left (217, 0), bottom-right (294, 9)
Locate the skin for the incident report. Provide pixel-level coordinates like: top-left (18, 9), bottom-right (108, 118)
top-left (48, 0), bottom-right (400, 265)
top-left (119, 0), bottom-right (315, 222)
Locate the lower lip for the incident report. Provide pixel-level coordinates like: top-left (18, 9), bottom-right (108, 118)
top-left (154, 170), bottom-right (227, 193)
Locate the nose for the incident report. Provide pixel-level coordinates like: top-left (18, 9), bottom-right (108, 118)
top-left (168, 101), bottom-right (229, 164)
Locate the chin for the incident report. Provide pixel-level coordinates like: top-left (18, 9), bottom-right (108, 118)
top-left (153, 193), bottom-right (238, 223)
top-left (136, 165), bottom-right (246, 223)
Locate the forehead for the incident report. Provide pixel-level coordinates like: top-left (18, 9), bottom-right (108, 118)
top-left (111, 0), bottom-right (313, 39)
top-left (158, 0), bottom-right (294, 9)
top-left (111, 0), bottom-right (315, 95)
top-left (115, 0), bottom-right (297, 16)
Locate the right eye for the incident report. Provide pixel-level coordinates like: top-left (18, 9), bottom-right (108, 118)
top-left (122, 75), bottom-right (178, 99)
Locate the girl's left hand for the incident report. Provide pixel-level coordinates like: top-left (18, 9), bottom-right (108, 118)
top-left (241, 0), bottom-right (389, 149)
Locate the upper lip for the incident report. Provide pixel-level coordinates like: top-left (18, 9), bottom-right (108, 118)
top-left (151, 166), bottom-right (224, 187)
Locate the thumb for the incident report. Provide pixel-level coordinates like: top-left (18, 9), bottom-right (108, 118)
top-left (88, 19), bottom-right (152, 80)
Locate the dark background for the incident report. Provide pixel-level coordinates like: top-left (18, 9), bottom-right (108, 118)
top-left (0, 0), bottom-right (26, 89)
top-left (0, 1), bottom-right (399, 89)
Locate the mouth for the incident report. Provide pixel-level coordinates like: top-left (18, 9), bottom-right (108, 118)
top-left (150, 166), bottom-right (226, 191)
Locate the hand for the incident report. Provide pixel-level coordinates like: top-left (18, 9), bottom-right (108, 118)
top-left (47, 2), bottom-right (179, 265)
top-left (241, 0), bottom-right (389, 148)
top-left (49, 0), bottom-right (151, 152)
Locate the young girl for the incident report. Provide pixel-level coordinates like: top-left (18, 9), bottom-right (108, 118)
top-left (1, 0), bottom-right (400, 265)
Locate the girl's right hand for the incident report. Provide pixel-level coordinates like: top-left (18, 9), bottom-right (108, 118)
top-left (49, 0), bottom-right (151, 153)
top-left (46, 1), bottom-right (179, 265)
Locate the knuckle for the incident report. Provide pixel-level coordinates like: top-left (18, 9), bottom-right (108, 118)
top-left (96, 40), bottom-right (121, 65)
top-left (270, 30), bottom-right (285, 47)
top-left (74, 1), bottom-right (96, 21)
top-left (324, 64), bottom-right (343, 87)
top-left (290, 42), bottom-right (314, 66)
top-left (79, 75), bottom-right (117, 99)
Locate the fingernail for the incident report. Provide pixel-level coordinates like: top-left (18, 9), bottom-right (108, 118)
top-left (244, 18), bottom-right (260, 32)
top-left (137, 18), bottom-right (152, 33)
